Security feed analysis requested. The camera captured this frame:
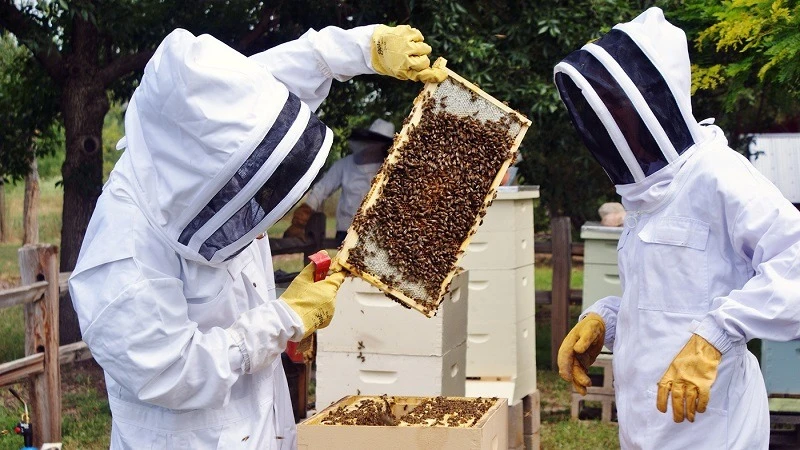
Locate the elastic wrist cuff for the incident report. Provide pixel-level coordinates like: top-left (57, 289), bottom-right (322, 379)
top-left (693, 317), bottom-right (734, 354)
top-left (226, 328), bottom-right (251, 373)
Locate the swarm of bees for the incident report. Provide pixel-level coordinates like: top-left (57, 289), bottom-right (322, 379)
top-left (319, 395), bottom-right (498, 427)
top-left (338, 64), bottom-right (530, 316)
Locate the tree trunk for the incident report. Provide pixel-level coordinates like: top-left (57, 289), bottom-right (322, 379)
top-left (23, 156), bottom-right (40, 245)
top-left (58, 76), bottom-right (108, 344)
top-left (0, 179), bottom-right (7, 242)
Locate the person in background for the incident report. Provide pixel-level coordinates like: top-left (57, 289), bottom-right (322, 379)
top-left (69, 24), bottom-right (446, 449)
top-left (284, 118), bottom-right (395, 245)
top-left (554, 7), bottom-right (800, 449)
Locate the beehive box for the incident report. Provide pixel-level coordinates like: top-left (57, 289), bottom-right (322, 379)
top-left (335, 58), bottom-right (531, 317)
top-left (298, 395), bottom-right (508, 450)
top-left (317, 270), bottom-right (468, 356)
top-left (314, 342), bottom-right (466, 410)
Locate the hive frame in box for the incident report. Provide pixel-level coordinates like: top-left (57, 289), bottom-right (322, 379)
top-left (335, 58), bottom-right (531, 317)
top-left (298, 395), bottom-right (508, 450)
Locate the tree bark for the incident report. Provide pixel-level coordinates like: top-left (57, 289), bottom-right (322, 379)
top-left (58, 76), bottom-right (108, 344)
top-left (23, 156), bottom-right (40, 245)
top-left (0, 179), bottom-right (7, 242)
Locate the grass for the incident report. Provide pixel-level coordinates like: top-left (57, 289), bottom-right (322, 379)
top-left (0, 361), bottom-right (111, 450)
top-left (0, 181), bottom-right (622, 449)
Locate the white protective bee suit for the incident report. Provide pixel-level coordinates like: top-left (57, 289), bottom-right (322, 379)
top-left (305, 119), bottom-right (395, 235)
top-left (69, 25), bottom-right (379, 449)
top-left (554, 8), bottom-right (800, 449)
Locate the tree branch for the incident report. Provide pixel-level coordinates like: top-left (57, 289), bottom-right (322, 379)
top-left (99, 50), bottom-right (154, 87)
top-left (0, 1), bottom-right (64, 82)
top-left (237, 1), bottom-right (281, 54)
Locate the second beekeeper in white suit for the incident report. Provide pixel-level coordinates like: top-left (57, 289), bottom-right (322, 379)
top-left (554, 7), bottom-right (800, 449)
top-left (68, 24), bottom-right (446, 449)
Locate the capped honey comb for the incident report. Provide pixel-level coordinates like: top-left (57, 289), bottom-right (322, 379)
top-left (335, 58), bottom-right (531, 316)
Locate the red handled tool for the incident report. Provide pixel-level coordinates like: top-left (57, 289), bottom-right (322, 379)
top-left (308, 251), bottom-right (332, 282)
top-left (285, 251), bottom-right (332, 363)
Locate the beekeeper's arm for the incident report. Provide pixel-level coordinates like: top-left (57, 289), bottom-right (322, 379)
top-left (73, 256), bottom-right (342, 410)
top-left (249, 25), bottom-right (446, 111)
top-left (70, 207), bottom-right (342, 410)
top-left (557, 296), bottom-right (619, 395)
top-left (306, 157), bottom-right (347, 211)
top-left (693, 180), bottom-right (800, 351)
top-left (658, 164), bottom-right (800, 422)
top-left (581, 296), bottom-right (621, 350)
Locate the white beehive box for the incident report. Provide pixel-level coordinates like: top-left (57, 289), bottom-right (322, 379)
top-left (580, 222), bottom-right (623, 313)
top-left (315, 342), bottom-right (466, 410)
top-left (458, 187), bottom-right (539, 404)
top-left (475, 188), bottom-right (537, 232)
top-left (466, 315), bottom-right (536, 378)
top-left (298, 396), bottom-right (508, 450)
top-left (317, 270), bottom-right (468, 356)
top-left (748, 133), bottom-right (800, 203)
top-left (466, 266), bottom-right (535, 324)
top-left (465, 368), bottom-right (537, 407)
top-left (461, 228), bottom-right (534, 270)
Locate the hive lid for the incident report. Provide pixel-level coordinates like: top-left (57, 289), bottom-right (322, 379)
top-left (334, 58), bottom-right (531, 317)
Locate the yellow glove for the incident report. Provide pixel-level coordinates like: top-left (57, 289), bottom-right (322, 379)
top-left (371, 25), bottom-right (447, 83)
top-left (557, 313), bottom-right (606, 395)
top-left (657, 334), bottom-right (722, 423)
top-left (281, 253), bottom-right (346, 340)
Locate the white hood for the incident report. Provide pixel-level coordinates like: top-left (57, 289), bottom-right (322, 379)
top-left (115, 29), bottom-right (333, 264)
top-left (554, 7), bottom-right (709, 186)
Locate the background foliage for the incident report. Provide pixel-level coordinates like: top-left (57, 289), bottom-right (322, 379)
top-left (2, 0), bottom-right (798, 237)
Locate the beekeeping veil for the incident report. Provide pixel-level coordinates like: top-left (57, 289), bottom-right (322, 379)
top-left (116, 29), bottom-right (333, 264)
top-left (553, 7), bottom-right (705, 185)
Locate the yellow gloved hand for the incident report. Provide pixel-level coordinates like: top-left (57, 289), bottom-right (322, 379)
top-left (281, 252), bottom-right (346, 340)
top-left (657, 334), bottom-right (722, 423)
top-left (557, 313), bottom-right (606, 395)
top-left (371, 24), bottom-right (447, 83)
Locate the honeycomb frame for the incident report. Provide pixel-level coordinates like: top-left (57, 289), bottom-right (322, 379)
top-left (334, 58), bottom-right (531, 316)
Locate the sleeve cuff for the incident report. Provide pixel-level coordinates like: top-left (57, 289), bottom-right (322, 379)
top-left (226, 328), bottom-right (250, 373)
top-left (693, 316), bottom-right (736, 354)
top-left (581, 305), bottom-right (616, 351)
top-left (275, 299), bottom-right (306, 343)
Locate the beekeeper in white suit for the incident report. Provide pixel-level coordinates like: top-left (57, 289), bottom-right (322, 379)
top-left (284, 118), bottom-right (395, 245)
top-left (68, 24), bottom-right (446, 449)
top-left (554, 7), bottom-right (800, 449)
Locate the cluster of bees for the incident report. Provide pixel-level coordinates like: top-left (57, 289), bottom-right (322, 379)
top-left (321, 395), bottom-right (396, 426)
top-left (399, 396), bottom-right (498, 427)
top-left (348, 95), bottom-right (514, 311)
top-left (320, 395), bottom-right (497, 427)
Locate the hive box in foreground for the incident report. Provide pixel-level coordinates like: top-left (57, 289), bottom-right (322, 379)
top-left (298, 396), bottom-right (508, 450)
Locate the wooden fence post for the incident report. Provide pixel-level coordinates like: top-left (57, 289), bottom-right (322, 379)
top-left (550, 217), bottom-right (572, 370)
top-left (18, 244), bottom-right (61, 445)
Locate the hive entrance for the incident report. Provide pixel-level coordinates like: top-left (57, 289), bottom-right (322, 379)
top-left (337, 59), bottom-right (531, 316)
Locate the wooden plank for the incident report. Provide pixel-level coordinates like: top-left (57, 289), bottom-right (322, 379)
top-left (58, 341), bottom-right (92, 365)
top-left (533, 241), bottom-right (584, 257)
top-left (770, 398), bottom-right (800, 414)
top-left (58, 271), bottom-right (71, 294)
top-left (550, 217), bottom-right (572, 370)
top-left (534, 289), bottom-right (582, 305)
top-left (18, 244), bottom-right (61, 445)
top-left (0, 342), bottom-right (92, 389)
top-left (0, 281), bottom-right (48, 309)
top-left (0, 353), bottom-right (44, 387)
